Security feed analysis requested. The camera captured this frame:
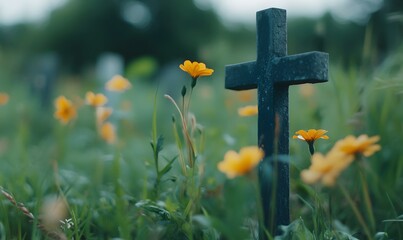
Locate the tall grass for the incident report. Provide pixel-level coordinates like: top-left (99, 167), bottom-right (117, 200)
top-left (0, 47), bottom-right (402, 239)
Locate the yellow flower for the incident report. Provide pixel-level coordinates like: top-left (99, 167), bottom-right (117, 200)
top-left (300, 134), bottom-right (381, 187)
top-left (100, 122), bottom-right (116, 144)
top-left (85, 91), bottom-right (108, 107)
top-left (179, 60), bottom-right (214, 79)
top-left (0, 93), bottom-right (9, 105)
top-left (54, 96), bottom-right (77, 124)
top-left (293, 129), bottom-right (329, 142)
top-left (334, 134), bottom-right (381, 157)
top-left (301, 150), bottom-right (354, 187)
top-left (238, 105), bottom-right (258, 116)
top-left (218, 146), bottom-right (264, 178)
top-left (96, 107), bottom-right (113, 126)
top-left (105, 75), bottom-right (131, 92)
top-left (293, 129), bottom-right (329, 155)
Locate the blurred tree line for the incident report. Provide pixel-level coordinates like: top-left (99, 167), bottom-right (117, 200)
top-left (288, 0), bottom-right (403, 67)
top-left (0, 0), bottom-right (402, 75)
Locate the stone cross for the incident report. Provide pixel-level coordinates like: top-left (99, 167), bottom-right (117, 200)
top-left (225, 8), bottom-right (328, 237)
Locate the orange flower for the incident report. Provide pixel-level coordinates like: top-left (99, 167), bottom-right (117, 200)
top-left (300, 134), bottom-right (381, 187)
top-left (0, 93), bottom-right (9, 105)
top-left (179, 60), bottom-right (214, 79)
top-left (301, 150), bottom-right (354, 187)
top-left (238, 105), bottom-right (258, 116)
top-left (293, 129), bottom-right (329, 142)
top-left (54, 96), bottom-right (77, 124)
top-left (218, 146), bottom-right (264, 178)
top-left (100, 122), bottom-right (116, 144)
top-left (96, 107), bottom-right (113, 126)
top-left (334, 134), bottom-right (381, 157)
top-left (85, 92), bottom-right (108, 107)
top-left (293, 129), bottom-right (329, 155)
top-left (105, 75), bottom-right (131, 92)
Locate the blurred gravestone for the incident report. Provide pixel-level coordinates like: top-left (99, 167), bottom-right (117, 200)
top-left (29, 53), bottom-right (59, 109)
top-left (96, 53), bottom-right (124, 110)
top-left (96, 53), bottom-right (124, 84)
top-left (95, 52), bottom-right (126, 127)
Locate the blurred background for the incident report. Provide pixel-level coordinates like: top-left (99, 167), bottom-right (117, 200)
top-left (0, 0), bottom-right (402, 149)
top-left (0, 0), bottom-right (403, 238)
top-left (1, 0), bottom-right (401, 77)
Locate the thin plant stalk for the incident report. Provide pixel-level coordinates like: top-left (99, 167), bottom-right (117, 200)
top-left (164, 94), bottom-right (195, 167)
top-left (182, 90), bottom-right (186, 121)
top-left (184, 87), bottom-right (196, 162)
top-left (172, 118), bottom-right (187, 175)
top-left (1, 187), bottom-right (67, 240)
top-left (112, 150), bottom-right (130, 239)
top-left (184, 162), bottom-right (199, 217)
top-left (198, 128), bottom-right (205, 154)
top-left (185, 86), bottom-right (194, 118)
top-left (152, 88), bottom-right (159, 177)
top-left (308, 142), bottom-right (315, 155)
top-left (338, 183), bottom-right (373, 239)
top-left (328, 192), bottom-right (333, 232)
top-left (358, 166), bottom-right (376, 232)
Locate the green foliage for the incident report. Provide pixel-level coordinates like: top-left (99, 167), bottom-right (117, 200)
top-left (1, 15), bottom-right (403, 238)
top-left (275, 218), bottom-right (314, 240)
top-left (126, 56), bottom-right (158, 80)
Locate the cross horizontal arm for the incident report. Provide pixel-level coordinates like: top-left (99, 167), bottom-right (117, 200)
top-left (225, 61), bottom-right (257, 90)
top-left (272, 51), bottom-right (329, 85)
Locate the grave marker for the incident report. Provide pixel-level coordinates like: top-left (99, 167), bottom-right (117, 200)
top-left (94, 52), bottom-right (126, 131)
top-left (29, 53), bottom-right (59, 109)
top-left (225, 8), bottom-right (329, 237)
top-left (96, 52), bottom-right (124, 110)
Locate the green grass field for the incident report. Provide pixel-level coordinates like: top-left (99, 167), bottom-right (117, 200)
top-left (0, 51), bottom-right (402, 239)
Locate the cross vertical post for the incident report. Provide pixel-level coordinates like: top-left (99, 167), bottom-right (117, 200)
top-left (225, 8), bottom-right (329, 238)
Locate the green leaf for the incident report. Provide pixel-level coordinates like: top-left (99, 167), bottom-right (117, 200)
top-left (156, 135), bottom-right (164, 153)
top-left (275, 217), bottom-right (314, 240)
top-left (158, 156), bottom-right (177, 177)
top-left (150, 135), bottom-right (164, 153)
top-left (375, 232), bottom-right (389, 240)
top-left (0, 222), bottom-right (5, 240)
top-left (135, 200), bottom-right (171, 220)
top-left (326, 230), bottom-right (359, 240)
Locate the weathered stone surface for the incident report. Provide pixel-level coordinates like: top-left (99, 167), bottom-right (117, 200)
top-left (225, 8), bottom-right (329, 238)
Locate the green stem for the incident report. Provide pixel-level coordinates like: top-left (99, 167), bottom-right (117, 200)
top-left (152, 88), bottom-right (160, 198)
top-left (182, 89), bottom-right (186, 121)
top-left (339, 184), bottom-right (373, 239)
top-left (359, 166), bottom-right (376, 232)
top-left (152, 85), bottom-right (159, 145)
top-left (308, 142), bottom-right (315, 155)
top-left (112, 150), bottom-right (130, 239)
top-left (186, 87), bottom-right (194, 118)
top-left (172, 118), bottom-right (187, 176)
top-left (165, 94), bottom-right (195, 167)
top-left (328, 192), bottom-right (333, 232)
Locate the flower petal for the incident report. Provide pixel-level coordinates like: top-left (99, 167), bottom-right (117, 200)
top-left (105, 75), bottom-right (131, 92)
top-left (238, 105), bottom-right (258, 117)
